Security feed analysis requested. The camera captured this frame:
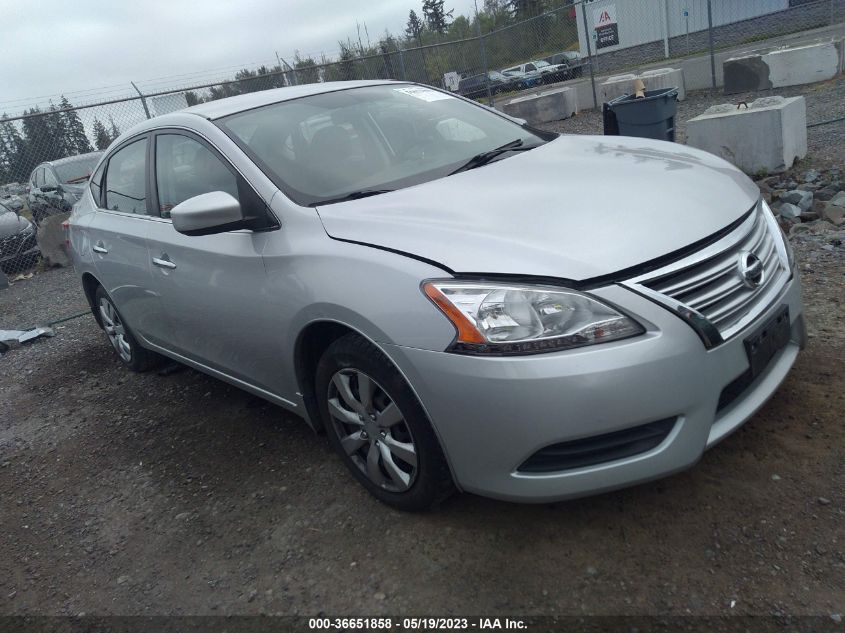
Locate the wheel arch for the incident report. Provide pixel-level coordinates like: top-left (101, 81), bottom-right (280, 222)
top-left (81, 271), bottom-right (103, 327)
top-left (292, 317), bottom-right (460, 490)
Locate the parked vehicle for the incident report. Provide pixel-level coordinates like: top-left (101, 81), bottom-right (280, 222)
top-left (499, 66), bottom-right (543, 89)
top-left (28, 151), bottom-right (103, 225)
top-left (544, 51), bottom-right (584, 78)
top-left (0, 193), bottom-right (24, 214)
top-left (0, 200), bottom-right (39, 274)
top-left (457, 71), bottom-right (522, 99)
top-left (69, 80), bottom-right (805, 511)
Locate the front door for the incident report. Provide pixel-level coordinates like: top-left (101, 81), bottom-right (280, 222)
top-left (144, 131), bottom-right (273, 389)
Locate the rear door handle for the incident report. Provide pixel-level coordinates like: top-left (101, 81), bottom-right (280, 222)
top-left (152, 257), bottom-right (176, 270)
top-left (92, 243), bottom-right (108, 254)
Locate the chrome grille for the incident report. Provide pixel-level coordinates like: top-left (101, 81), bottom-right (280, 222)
top-left (626, 206), bottom-right (790, 342)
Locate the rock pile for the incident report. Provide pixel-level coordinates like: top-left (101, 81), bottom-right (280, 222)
top-left (755, 167), bottom-right (845, 249)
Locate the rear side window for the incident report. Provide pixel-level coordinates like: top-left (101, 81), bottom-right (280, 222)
top-left (154, 134), bottom-right (239, 218)
top-left (89, 161), bottom-right (105, 205)
top-left (105, 138), bottom-right (148, 215)
top-left (44, 169), bottom-right (59, 188)
top-left (32, 168), bottom-right (43, 188)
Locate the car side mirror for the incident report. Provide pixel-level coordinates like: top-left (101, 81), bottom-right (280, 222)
top-left (171, 191), bottom-right (247, 236)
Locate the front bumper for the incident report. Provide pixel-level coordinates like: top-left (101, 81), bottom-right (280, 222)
top-left (0, 231), bottom-right (39, 268)
top-left (384, 273), bottom-right (805, 502)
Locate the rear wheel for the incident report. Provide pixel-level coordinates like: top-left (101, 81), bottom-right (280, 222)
top-left (94, 285), bottom-right (160, 372)
top-left (316, 333), bottom-right (454, 511)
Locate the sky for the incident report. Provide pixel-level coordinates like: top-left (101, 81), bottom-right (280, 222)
top-left (0, 0), bottom-right (478, 116)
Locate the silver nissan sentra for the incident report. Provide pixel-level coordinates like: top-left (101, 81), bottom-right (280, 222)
top-left (69, 80), bottom-right (805, 510)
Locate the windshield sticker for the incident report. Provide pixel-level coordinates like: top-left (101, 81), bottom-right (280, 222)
top-left (394, 86), bottom-right (453, 102)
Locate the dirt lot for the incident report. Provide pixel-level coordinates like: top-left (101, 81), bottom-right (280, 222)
top-left (1, 91), bottom-right (844, 620)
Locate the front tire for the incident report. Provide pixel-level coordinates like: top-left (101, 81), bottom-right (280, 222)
top-left (316, 333), bottom-right (454, 511)
top-left (94, 285), bottom-right (160, 372)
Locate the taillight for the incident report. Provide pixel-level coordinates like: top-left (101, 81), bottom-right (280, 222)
top-left (62, 220), bottom-right (70, 246)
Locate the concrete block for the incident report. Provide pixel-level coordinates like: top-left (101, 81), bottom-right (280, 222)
top-left (599, 74), bottom-right (637, 104)
top-left (501, 86), bottom-right (578, 125)
top-left (765, 39), bottom-right (843, 88)
top-left (639, 68), bottom-right (686, 101)
top-left (725, 38), bottom-right (843, 94)
top-left (686, 96), bottom-right (807, 174)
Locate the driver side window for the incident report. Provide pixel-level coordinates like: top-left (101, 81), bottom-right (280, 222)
top-left (155, 134), bottom-right (239, 219)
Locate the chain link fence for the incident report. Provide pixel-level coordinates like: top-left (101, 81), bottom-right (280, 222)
top-left (1, 0), bottom-right (843, 315)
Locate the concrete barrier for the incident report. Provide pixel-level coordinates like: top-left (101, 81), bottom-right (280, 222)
top-left (685, 96), bottom-right (807, 174)
top-left (501, 86), bottom-right (578, 125)
top-left (598, 74), bottom-right (637, 104)
top-left (599, 69), bottom-right (686, 104)
top-left (639, 68), bottom-right (686, 101)
top-left (724, 38), bottom-right (843, 94)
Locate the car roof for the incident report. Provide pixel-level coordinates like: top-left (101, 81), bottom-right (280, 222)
top-left (180, 79), bottom-right (400, 121)
top-left (42, 151), bottom-right (104, 168)
top-left (106, 80), bottom-right (424, 148)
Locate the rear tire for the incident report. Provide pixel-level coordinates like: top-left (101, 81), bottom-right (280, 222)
top-left (94, 285), bottom-right (160, 372)
top-left (315, 333), bottom-right (454, 511)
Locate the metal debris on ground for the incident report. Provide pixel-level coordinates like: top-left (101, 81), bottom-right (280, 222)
top-left (0, 326), bottom-right (55, 354)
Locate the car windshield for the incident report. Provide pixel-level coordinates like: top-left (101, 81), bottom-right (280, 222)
top-left (54, 155), bottom-right (101, 184)
top-left (218, 84), bottom-right (547, 206)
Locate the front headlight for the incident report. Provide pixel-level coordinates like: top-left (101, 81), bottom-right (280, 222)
top-left (423, 281), bottom-right (645, 355)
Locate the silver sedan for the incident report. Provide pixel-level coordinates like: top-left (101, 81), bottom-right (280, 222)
top-left (69, 80), bottom-right (805, 510)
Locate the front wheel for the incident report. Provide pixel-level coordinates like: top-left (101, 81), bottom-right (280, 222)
top-left (316, 334), bottom-right (454, 511)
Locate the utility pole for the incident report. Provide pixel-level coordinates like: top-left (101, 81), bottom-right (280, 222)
top-left (473, 0), bottom-right (493, 106)
top-left (580, 4), bottom-right (598, 110)
top-left (130, 82), bottom-right (151, 119)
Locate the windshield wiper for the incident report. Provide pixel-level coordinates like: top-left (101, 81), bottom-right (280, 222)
top-left (448, 139), bottom-right (534, 175)
top-left (313, 189), bottom-right (394, 206)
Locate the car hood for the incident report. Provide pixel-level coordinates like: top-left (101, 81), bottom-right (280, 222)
top-left (0, 211), bottom-right (31, 237)
top-left (315, 135), bottom-right (760, 281)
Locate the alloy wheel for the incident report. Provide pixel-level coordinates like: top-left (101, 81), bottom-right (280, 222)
top-left (327, 368), bottom-right (418, 492)
top-left (99, 297), bottom-right (132, 363)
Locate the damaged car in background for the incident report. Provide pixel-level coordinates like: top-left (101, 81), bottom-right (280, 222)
top-left (68, 80), bottom-right (805, 511)
top-left (28, 151), bottom-right (103, 225)
top-left (0, 199), bottom-right (39, 275)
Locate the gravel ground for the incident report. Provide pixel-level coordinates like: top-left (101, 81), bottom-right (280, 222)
top-left (1, 86), bottom-right (844, 620)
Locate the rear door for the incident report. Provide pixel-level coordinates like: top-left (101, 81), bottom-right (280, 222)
top-left (86, 135), bottom-right (164, 343)
top-left (144, 130), bottom-right (273, 388)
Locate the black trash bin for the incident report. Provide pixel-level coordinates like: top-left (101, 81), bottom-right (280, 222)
top-left (603, 87), bottom-right (679, 142)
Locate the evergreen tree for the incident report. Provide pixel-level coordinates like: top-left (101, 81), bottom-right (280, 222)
top-left (405, 10), bottom-right (424, 45)
top-left (45, 101), bottom-right (70, 160)
top-left (60, 96), bottom-right (93, 155)
top-left (338, 43), bottom-right (356, 81)
top-left (422, 0), bottom-right (453, 35)
top-left (107, 116), bottom-right (120, 142)
top-left (509, 0), bottom-right (544, 19)
top-left (184, 91), bottom-right (203, 107)
top-left (22, 107), bottom-right (55, 168)
top-left (92, 117), bottom-right (111, 150)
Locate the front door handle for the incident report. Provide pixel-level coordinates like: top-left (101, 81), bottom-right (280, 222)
top-left (92, 243), bottom-right (108, 254)
top-left (152, 256), bottom-right (176, 270)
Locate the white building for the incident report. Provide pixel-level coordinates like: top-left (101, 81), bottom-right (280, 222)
top-left (575, 0), bottom-right (791, 57)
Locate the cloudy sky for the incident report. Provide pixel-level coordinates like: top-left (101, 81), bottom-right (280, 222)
top-left (1, 0), bottom-right (478, 116)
